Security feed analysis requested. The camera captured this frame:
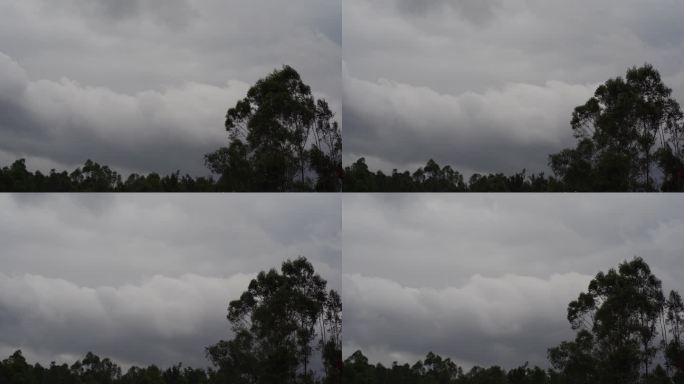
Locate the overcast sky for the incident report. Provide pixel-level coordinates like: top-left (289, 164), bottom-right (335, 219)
top-left (0, 0), bottom-right (341, 175)
top-left (343, 0), bottom-right (684, 175)
top-left (342, 194), bottom-right (684, 370)
top-left (0, 194), bottom-right (341, 369)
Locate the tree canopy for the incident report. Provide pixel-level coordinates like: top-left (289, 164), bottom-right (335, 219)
top-left (549, 64), bottom-right (684, 191)
top-left (343, 158), bottom-right (558, 192)
top-left (342, 350), bottom-right (550, 384)
top-left (548, 257), bottom-right (684, 384)
top-left (205, 65), bottom-right (342, 192)
top-left (0, 349), bottom-right (211, 384)
top-left (206, 257), bottom-right (342, 384)
top-left (0, 159), bottom-right (217, 192)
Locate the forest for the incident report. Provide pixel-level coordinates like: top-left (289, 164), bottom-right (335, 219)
top-left (344, 64), bottom-right (684, 192)
top-left (2, 257), bottom-right (683, 383)
top-left (0, 258), bottom-right (342, 384)
top-left (0, 66), bottom-right (342, 192)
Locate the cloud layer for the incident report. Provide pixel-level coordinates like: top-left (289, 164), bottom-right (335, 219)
top-left (344, 272), bottom-right (589, 369)
top-left (0, 194), bottom-right (341, 368)
top-left (0, 52), bottom-right (249, 175)
top-left (0, 272), bottom-right (252, 368)
top-left (343, 0), bottom-right (684, 174)
top-left (0, 0), bottom-right (340, 174)
top-left (342, 194), bottom-right (684, 368)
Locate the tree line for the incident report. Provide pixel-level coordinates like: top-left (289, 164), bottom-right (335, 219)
top-left (343, 257), bottom-right (684, 384)
top-left (343, 158), bottom-right (556, 192)
top-left (4, 64), bottom-right (682, 192)
top-left (0, 66), bottom-right (342, 192)
top-left (3, 257), bottom-right (682, 383)
top-left (0, 257), bottom-right (342, 384)
top-left (344, 64), bottom-right (684, 192)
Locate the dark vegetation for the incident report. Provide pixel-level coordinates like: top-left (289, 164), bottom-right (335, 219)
top-left (344, 64), bottom-right (684, 192)
top-left (343, 257), bottom-right (684, 384)
top-left (3, 64), bottom-right (680, 192)
top-left (0, 257), bottom-right (342, 384)
top-left (0, 66), bottom-right (342, 192)
top-left (3, 257), bottom-right (682, 383)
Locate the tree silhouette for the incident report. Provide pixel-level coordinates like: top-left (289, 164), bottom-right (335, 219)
top-left (3, 257), bottom-right (684, 383)
top-left (549, 257), bottom-right (683, 384)
top-left (205, 66), bottom-right (342, 192)
top-left (550, 64), bottom-right (684, 191)
top-left (344, 64), bottom-right (684, 192)
top-left (206, 257), bottom-right (341, 384)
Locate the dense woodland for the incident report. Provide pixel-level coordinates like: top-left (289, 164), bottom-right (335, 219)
top-left (344, 64), bottom-right (684, 192)
top-left (0, 258), bottom-right (342, 384)
top-left (342, 257), bottom-right (684, 384)
top-left (0, 66), bottom-right (342, 192)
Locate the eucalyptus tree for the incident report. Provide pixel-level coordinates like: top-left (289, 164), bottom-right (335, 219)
top-left (206, 257), bottom-right (341, 384)
top-left (549, 257), bottom-right (669, 383)
top-left (205, 66), bottom-right (341, 191)
top-left (550, 64), bottom-right (684, 191)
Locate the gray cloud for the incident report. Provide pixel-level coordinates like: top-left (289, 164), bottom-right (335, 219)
top-left (343, 66), bottom-right (593, 174)
top-left (395, 0), bottom-right (501, 25)
top-left (0, 0), bottom-right (340, 174)
top-left (342, 194), bottom-right (684, 369)
top-left (344, 272), bottom-right (588, 369)
top-left (0, 194), bottom-right (341, 368)
top-left (0, 52), bottom-right (249, 175)
top-left (343, 0), bottom-right (684, 174)
top-left (0, 272), bottom-right (252, 368)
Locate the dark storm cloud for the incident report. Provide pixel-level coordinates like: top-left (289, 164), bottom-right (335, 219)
top-left (0, 194), bottom-right (341, 368)
top-left (0, 0), bottom-right (340, 175)
top-left (343, 0), bottom-right (684, 174)
top-left (342, 194), bottom-right (684, 369)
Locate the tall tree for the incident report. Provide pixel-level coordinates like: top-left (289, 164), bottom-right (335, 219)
top-left (205, 66), bottom-right (341, 191)
top-left (549, 257), bottom-right (668, 383)
top-left (550, 64), bottom-right (684, 191)
top-left (206, 257), bottom-right (340, 384)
